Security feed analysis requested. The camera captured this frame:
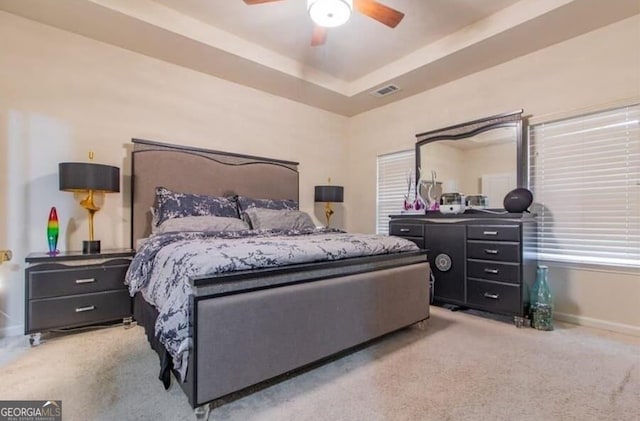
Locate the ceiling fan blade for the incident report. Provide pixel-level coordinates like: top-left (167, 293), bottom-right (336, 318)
top-left (354, 0), bottom-right (405, 28)
top-left (243, 0), bottom-right (284, 4)
top-left (311, 25), bottom-right (328, 46)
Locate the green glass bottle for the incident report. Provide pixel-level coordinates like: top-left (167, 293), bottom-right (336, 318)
top-left (530, 265), bottom-right (554, 331)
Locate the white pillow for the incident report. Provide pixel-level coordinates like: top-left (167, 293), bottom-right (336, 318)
top-left (156, 215), bottom-right (249, 234)
top-left (135, 237), bottom-right (149, 251)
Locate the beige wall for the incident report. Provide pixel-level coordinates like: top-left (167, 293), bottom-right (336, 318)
top-left (346, 15), bottom-right (640, 334)
top-left (0, 12), bottom-right (348, 335)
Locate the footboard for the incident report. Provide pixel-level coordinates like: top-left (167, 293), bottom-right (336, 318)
top-left (183, 259), bottom-right (430, 407)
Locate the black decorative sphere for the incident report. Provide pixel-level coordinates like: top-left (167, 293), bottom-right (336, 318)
top-left (503, 188), bottom-right (533, 213)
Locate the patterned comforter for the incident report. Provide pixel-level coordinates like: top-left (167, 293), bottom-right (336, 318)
top-left (125, 228), bottom-right (418, 381)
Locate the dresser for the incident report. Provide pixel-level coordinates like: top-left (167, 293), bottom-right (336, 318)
top-left (25, 249), bottom-right (135, 345)
top-left (390, 212), bottom-right (537, 325)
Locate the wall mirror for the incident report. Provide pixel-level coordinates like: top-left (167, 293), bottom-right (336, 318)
top-left (415, 110), bottom-right (525, 209)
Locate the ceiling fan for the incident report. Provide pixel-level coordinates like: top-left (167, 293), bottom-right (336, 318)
top-left (242, 0), bottom-right (405, 46)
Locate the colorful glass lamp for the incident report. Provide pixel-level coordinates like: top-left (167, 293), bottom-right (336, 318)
top-left (59, 154), bottom-right (120, 254)
top-left (47, 207), bottom-right (59, 255)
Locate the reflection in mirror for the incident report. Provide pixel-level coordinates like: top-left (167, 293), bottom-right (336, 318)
top-left (416, 110), bottom-right (524, 211)
top-left (419, 127), bottom-right (517, 208)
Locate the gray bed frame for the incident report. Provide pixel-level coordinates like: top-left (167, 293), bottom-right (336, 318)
top-left (131, 139), bottom-right (430, 417)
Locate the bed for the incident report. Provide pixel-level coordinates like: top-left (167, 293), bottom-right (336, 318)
top-left (128, 139), bottom-right (430, 418)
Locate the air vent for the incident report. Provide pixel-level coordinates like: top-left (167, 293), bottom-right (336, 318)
top-left (370, 84), bottom-right (400, 98)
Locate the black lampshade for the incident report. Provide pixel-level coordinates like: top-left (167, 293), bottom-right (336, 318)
top-left (59, 162), bottom-right (120, 193)
top-left (315, 185), bottom-right (344, 203)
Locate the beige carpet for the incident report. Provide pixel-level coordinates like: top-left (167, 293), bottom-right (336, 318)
top-left (1, 308), bottom-right (638, 421)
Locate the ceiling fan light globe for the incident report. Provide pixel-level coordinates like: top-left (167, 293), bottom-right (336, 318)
top-left (307, 0), bottom-right (353, 28)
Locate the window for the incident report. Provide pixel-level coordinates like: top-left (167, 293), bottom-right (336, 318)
top-left (529, 103), bottom-right (640, 267)
top-left (376, 150), bottom-right (414, 234)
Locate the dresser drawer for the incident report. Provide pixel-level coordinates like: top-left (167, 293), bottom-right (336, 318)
top-left (467, 259), bottom-right (520, 285)
top-left (28, 263), bottom-right (129, 299)
top-left (27, 290), bottom-right (131, 332)
top-left (467, 279), bottom-right (521, 314)
top-left (390, 223), bottom-right (424, 237)
top-left (467, 225), bottom-right (520, 242)
top-left (467, 241), bottom-right (520, 262)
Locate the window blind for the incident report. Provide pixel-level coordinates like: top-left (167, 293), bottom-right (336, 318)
top-left (376, 150), bottom-right (414, 234)
top-left (529, 103), bottom-right (640, 267)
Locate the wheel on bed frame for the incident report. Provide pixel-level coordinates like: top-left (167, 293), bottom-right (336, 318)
top-left (414, 320), bottom-right (427, 330)
top-left (29, 333), bottom-right (41, 347)
top-left (194, 404), bottom-right (211, 420)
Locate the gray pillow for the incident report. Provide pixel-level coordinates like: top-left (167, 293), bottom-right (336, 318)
top-left (156, 215), bottom-right (249, 234)
top-left (244, 208), bottom-right (316, 231)
top-left (154, 187), bottom-right (238, 226)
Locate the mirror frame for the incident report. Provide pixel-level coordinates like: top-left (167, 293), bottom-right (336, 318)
top-left (415, 110), bottom-right (526, 198)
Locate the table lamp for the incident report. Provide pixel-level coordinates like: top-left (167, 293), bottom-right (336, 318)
top-left (59, 155), bottom-right (120, 254)
top-left (314, 181), bottom-right (344, 228)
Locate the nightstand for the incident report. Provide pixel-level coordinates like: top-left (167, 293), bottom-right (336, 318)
top-left (25, 249), bottom-right (135, 345)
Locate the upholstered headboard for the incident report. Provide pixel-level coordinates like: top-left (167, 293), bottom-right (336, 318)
top-left (131, 139), bottom-right (299, 246)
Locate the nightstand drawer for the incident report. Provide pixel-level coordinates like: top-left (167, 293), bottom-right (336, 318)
top-left (390, 223), bottom-right (424, 237)
top-left (467, 241), bottom-right (520, 262)
top-left (28, 262), bottom-right (130, 299)
top-left (27, 290), bottom-right (131, 332)
top-left (467, 259), bottom-right (520, 285)
top-left (467, 225), bottom-right (519, 241)
top-left (467, 279), bottom-right (520, 314)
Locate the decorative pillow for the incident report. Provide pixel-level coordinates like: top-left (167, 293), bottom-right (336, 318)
top-left (244, 208), bottom-right (316, 231)
top-left (154, 187), bottom-right (238, 227)
top-left (156, 215), bottom-right (250, 234)
top-left (236, 196), bottom-right (298, 213)
top-left (150, 207), bottom-right (160, 234)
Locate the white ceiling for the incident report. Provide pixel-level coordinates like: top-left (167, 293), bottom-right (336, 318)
top-left (1, 0), bottom-right (639, 116)
top-left (152, 0), bottom-right (520, 81)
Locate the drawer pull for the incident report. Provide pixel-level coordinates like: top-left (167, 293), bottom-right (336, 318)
top-left (399, 228), bottom-right (410, 233)
top-left (483, 293), bottom-right (499, 300)
top-left (484, 268), bottom-right (499, 274)
top-left (483, 231), bottom-right (498, 236)
top-left (484, 249), bottom-right (499, 255)
top-left (75, 278), bottom-right (96, 284)
top-left (75, 305), bottom-right (96, 313)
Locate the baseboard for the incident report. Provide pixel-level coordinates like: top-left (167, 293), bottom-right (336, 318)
top-left (554, 312), bottom-right (640, 337)
top-left (0, 324), bottom-right (23, 338)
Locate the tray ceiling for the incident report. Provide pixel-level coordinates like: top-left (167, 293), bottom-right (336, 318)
top-left (1, 0), bottom-right (638, 116)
